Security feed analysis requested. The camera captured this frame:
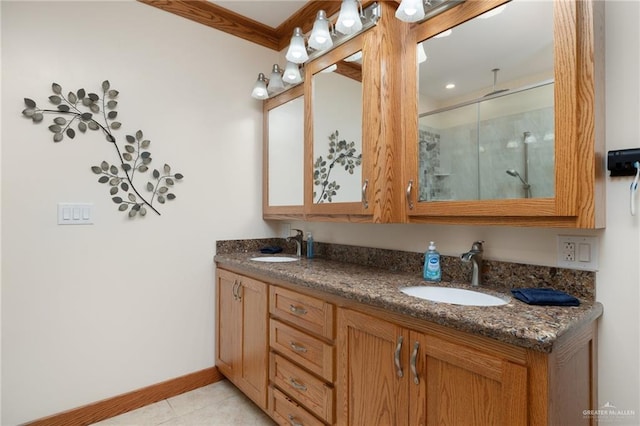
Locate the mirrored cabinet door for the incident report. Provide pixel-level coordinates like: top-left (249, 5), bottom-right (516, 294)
top-left (263, 86), bottom-right (304, 219)
top-left (415, 0), bottom-right (554, 204)
top-left (305, 35), bottom-right (372, 217)
top-left (401, 0), bottom-right (603, 225)
top-left (312, 60), bottom-right (363, 204)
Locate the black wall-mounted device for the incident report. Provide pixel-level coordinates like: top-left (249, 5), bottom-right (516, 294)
top-left (607, 148), bottom-right (640, 176)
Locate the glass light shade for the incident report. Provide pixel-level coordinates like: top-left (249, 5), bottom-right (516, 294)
top-left (309, 10), bottom-right (333, 51)
top-left (251, 73), bottom-right (268, 100)
top-left (267, 64), bottom-right (285, 93)
top-left (283, 61), bottom-right (302, 84)
top-left (417, 42), bottom-right (427, 63)
top-left (523, 132), bottom-right (538, 144)
top-left (336, 0), bottom-right (362, 35)
top-left (320, 64), bottom-right (338, 73)
top-left (285, 27), bottom-right (309, 64)
top-left (395, 0), bottom-right (425, 22)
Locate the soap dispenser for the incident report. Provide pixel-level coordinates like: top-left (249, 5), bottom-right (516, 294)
top-left (306, 232), bottom-right (314, 259)
top-left (423, 241), bottom-right (441, 282)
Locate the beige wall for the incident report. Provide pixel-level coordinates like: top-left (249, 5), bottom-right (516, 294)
top-left (2, 0), bottom-right (639, 425)
top-left (1, 1), bottom-right (278, 424)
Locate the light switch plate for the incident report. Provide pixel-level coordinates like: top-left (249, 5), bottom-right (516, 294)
top-left (557, 235), bottom-right (598, 271)
top-left (58, 203), bottom-right (93, 225)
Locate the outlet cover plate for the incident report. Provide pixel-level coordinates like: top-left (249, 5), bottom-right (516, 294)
top-left (557, 235), bottom-right (598, 271)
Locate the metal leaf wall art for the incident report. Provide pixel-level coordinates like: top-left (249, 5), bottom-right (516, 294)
top-left (313, 130), bottom-right (362, 203)
top-left (22, 81), bottom-right (183, 218)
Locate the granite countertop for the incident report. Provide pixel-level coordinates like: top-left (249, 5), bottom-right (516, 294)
top-left (214, 252), bottom-right (603, 353)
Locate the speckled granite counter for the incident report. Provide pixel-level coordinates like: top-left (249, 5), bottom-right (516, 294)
top-left (214, 246), bottom-right (603, 353)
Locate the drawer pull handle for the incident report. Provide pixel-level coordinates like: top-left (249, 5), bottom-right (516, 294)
top-left (289, 377), bottom-right (307, 392)
top-left (232, 280), bottom-right (239, 300)
top-left (290, 342), bottom-right (308, 353)
top-left (406, 180), bottom-right (414, 210)
top-left (362, 179), bottom-right (369, 209)
top-left (410, 341), bottom-right (420, 385)
top-left (289, 305), bottom-right (307, 315)
top-left (288, 414), bottom-right (303, 426)
top-left (394, 335), bottom-right (404, 378)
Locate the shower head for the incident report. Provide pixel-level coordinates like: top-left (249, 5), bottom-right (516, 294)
top-left (506, 169), bottom-right (527, 184)
top-left (506, 169), bottom-right (532, 198)
top-left (484, 68), bottom-right (509, 97)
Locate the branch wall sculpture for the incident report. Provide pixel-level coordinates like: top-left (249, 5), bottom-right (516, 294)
top-left (22, 81), bottom-right (183, 218)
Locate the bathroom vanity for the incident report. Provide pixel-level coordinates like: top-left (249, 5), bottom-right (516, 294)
top-left (215, 247), bottom-right (601, 425)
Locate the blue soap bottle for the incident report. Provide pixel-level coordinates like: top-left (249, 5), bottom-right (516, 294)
top-left (423, 241), bottom-right (441, 282)
top-left (306, 232), bottom-right (314, 259)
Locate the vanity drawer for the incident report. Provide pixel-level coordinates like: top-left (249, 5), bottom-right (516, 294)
top-left (270, 319), bottom-right (334, 382)
top-left (271, 387), bottom-right (325, 426)
top-left (270, 353), bottom-right (334, 424)
top-left (270, 286), bottom-right (334, 340)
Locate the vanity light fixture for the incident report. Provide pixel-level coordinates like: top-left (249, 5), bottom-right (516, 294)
top-left (395, 0), bottom-right (425, 23)
top-left (336, 0), bottom-right (363, 35)
top-left (417, 42), bottom-right (427, 63)
top-left (285, 27), bottom-right (309, 64)
top-left (445, 83), bottom-right (455, 89)
top-left (344, 51), bottom-right (363, 62)
top-left (267, 64), bottom-right (285, 94)
top-left (309, 10), bottom-right (334, 51)
top-left (320, 64), bottom-right (338, 73)
top-left (395, 0), bottom-right (465, 24)
top-left (282, 61), bottom-right (303, 84)
top-left (251, 73), bottom-right (269, 100)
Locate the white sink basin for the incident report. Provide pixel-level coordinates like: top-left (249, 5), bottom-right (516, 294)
top-left (400, 286), bottom-right (508, 306)
top-left (250, 256), bottom-right (299, 263)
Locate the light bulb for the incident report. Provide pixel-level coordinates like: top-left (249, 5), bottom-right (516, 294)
top-left (285, 27), bottom-right (309, 64)
top-left (336, 0), bottom-right (362, 35)
top-left (267, 64), bottom-right (284, 93)
top-left (309, 10), bottom-right (333, 51)
top-left (251, 73), bottom-right (268, 100)
top-left (283, 61), bottom-right (302, 84)
top-left (395, 0), bottom-right (425, 23)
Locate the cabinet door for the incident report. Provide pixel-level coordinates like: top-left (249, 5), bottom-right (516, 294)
top-left (215, 269), bottom-right (268, 410)
top-left (337, 309), bottom-right (409, 425)
top-left (412, 332), bottom-right (528, 426)
top-left (216, 269), bottom-right (241, 378)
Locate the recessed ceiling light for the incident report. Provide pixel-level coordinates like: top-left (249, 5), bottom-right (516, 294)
top-left (445, 83), bottom-right (455, 89)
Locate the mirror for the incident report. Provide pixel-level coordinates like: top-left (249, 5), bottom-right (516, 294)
top-left (266, 93), bottom-right (304, 207)
top-left (417, 0), bottom-right (554, 202)
top-left (312, 53), bottom-right (363, 204)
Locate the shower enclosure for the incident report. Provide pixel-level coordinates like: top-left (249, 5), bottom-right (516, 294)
top-left (418, 81), bottom-right (555, 202)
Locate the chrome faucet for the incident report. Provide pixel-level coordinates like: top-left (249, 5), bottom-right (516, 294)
top-left (461, 241), bottom-right (484, 287)
top-left (288, 229), bottom-right (304, 257)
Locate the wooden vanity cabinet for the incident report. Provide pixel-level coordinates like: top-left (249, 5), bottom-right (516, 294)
top-left (268, 285), bottom-right (336, 425)
top-left (215, 268), bottom-right (269, 410)
top-left (337, 307), bottom-right (597, 426)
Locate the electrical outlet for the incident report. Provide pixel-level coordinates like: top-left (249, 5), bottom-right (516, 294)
top-left (562, 241), bottom-right (576, 262)
top-left (557, 235), bottom-right (599, 271)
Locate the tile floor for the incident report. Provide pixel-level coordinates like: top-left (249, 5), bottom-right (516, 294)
top-left (91, 380), bottom-right (276, 425)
